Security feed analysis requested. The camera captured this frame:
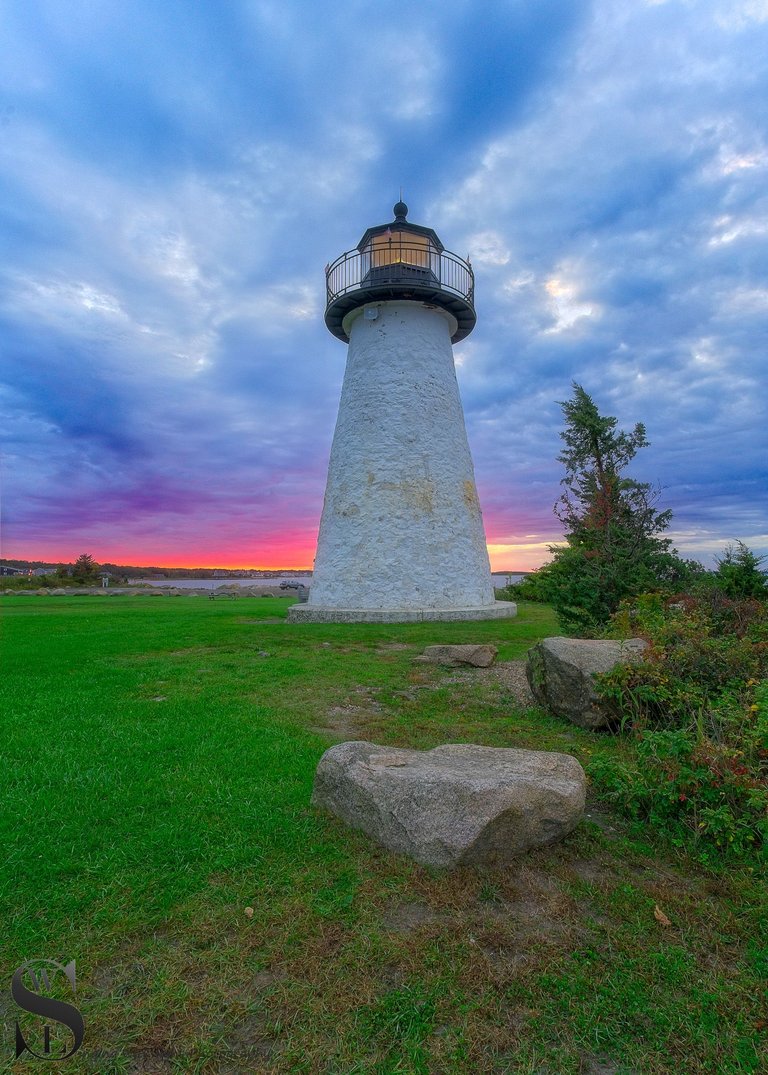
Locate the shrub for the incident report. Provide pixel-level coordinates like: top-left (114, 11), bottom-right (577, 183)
top-left (713, 540), bottom-right (768, 600)
top-left (592, 593), bottom-right (767, 863)
top-left (589, 719), bottom-right (767, 862)
top-left (497, 567), bottom-right (555, 604)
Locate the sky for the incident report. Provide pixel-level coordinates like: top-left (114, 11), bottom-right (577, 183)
top-left (1, 0), bottom-right (767, 571)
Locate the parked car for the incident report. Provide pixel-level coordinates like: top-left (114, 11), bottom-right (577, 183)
top-left (279, 580), bottom-right (304, 590)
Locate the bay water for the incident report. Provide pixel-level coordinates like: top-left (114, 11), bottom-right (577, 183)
top-left (135, 574), bottom-right (525, 590)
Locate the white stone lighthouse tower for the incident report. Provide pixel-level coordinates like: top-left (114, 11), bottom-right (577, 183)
top-left (289, 202), bottom-right (516, 623)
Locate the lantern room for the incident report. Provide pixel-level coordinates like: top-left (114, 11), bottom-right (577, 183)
top-left (324, 202), bottom-right (476, 343)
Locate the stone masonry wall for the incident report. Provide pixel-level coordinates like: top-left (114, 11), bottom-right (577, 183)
top-left (308, 301), bottom-right (495, 610)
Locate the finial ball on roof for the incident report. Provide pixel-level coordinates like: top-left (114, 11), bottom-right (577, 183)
top-left (393, 201), bottom-right (408, 221)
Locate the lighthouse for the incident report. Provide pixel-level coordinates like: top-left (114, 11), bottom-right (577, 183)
top-left (288, 202), bottom-right (517, 623)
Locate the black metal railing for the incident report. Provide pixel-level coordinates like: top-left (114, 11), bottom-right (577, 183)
top-left (326, 241), bottom-right (474, 310)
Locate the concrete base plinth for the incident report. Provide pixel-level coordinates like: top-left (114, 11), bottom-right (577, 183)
top-left (286, 602), bottom-right (517, 624)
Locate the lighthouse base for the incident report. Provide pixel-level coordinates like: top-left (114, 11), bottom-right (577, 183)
top-left (286, 601), bottom-right (517, 624)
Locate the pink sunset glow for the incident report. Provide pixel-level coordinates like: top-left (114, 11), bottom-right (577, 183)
top-left (2, 509), bottom-right (554, 573)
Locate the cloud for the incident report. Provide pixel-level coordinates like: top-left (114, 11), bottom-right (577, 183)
top-left (1, 0), bottom-right (766, 569)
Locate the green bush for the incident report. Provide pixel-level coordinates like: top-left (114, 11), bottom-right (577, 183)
top-left (713, 540), bottom-right (768, 600)
top-left (545, 547), bottom-right (701, 636)
top-left (498, 567), bottom-right (555, 603)
top-left (0, 573), bottom-right (83, 591)
top-left (592, 593), bottom-right (767, 863)
top-left (0, 574), bottom-right (48, 590)
top-left (589, 709), bottom-right (767, 863)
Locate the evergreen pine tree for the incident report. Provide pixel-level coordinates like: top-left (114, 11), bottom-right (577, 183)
top-left (544, 383), bottom-right (690, 633)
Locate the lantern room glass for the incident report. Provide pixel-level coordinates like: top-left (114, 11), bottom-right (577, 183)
top-left (361, 230), bottom-right (440, 283)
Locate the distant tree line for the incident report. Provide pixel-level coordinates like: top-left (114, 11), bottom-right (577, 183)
top-left (0, 558), bottom-right (310, 589)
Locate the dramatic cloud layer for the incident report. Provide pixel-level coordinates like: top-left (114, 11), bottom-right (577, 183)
top-left (2, 0), bottom-right (766, 568)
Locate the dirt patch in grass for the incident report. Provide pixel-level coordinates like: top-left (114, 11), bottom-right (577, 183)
top-left (249, 968), bottom-right (287, 992)
top-left (443, 658), bottom-right (535, 708)
top-left (308, 720), bottom-right (360, 740)
top-left (309, 706), bottom-right (375, 740)
top-left (219, 1011), bottom-right (278, 1061)
top-left (313, 661), bottom-right (535, 742)
top-left (375, 641), bottom-right (412, 656)
top-left (580, 1057), bottom-right (640, 1075)
top-left (311, 684), bottom-right (386, 739)
top-left (380, 899), bottom-right (446, 933)
top-left (126, 1049), bottom-right (178, 1073)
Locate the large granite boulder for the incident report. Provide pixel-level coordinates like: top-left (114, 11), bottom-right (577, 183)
top-left (416, 644), bottom-right (497, 667)
top-left (312, 741), bottom-right (585, 868)
top-left (527, 637), bottom-right (648, 730)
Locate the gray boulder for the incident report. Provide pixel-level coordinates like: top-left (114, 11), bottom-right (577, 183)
top-left (527, 636), bottom-right (648, 730)
top-left (416, 644), bottom-right (497, 667)
top-left (312, 741), bottom-right (585, 868)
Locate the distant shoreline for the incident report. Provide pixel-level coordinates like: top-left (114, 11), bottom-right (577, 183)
top-left (133, 572), bottom-right (529, 591)
top-left (1, 560), bottom-right (534, 579)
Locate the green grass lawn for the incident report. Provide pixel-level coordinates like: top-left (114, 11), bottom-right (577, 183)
top-left (1, 596), bottom-right (765, 1074)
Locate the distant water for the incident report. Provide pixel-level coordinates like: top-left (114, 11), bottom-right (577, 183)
top-left (134, 573), bottom-right (523, 590)
top-left (133, 576), bottom-right (313, 589)
top-left (491, 573), bottom-right (526, 586)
